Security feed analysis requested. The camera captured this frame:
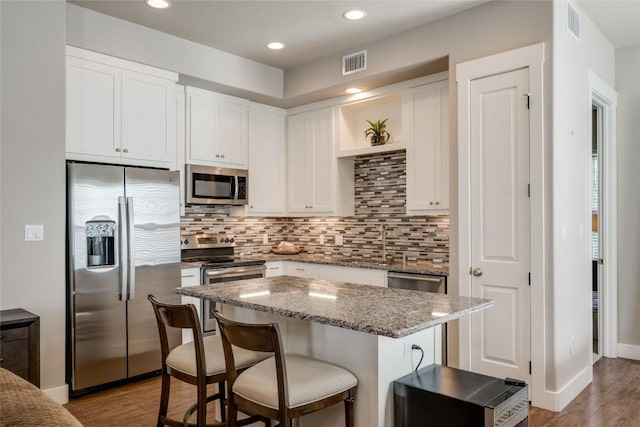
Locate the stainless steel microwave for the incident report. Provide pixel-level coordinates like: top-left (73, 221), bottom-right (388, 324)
top-left (185, 164), bottom-right (248, 205)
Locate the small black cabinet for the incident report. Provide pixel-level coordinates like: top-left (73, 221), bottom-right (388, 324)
top-left (0, 309), bottom-right (40, 387)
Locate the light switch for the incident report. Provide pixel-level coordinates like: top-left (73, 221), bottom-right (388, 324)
top-left (25, 224), bottom-right (44, 241)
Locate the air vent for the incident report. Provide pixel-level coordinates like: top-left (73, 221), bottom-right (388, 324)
top-left (343, 50), bottom-right (367, 75)
top-left (567, 2), bottom-right (581, 40)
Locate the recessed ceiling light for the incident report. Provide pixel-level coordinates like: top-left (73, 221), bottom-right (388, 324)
top-left (267, 42), bottom-right (286, 50)
top-left (146, 0), bottom-right (170, 9)
top-left (345, 87), bottom-right (362, 94)
top-left (343, 10), bottom-right (367, 21)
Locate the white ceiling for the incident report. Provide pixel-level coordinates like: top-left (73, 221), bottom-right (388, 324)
top-left (68, 0), bottom-right (488, 70)
top-left (576, 0), bottom-right (640, 49)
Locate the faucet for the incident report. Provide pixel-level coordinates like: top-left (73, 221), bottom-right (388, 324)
top-left (380, 224), bottom-right (387, 263)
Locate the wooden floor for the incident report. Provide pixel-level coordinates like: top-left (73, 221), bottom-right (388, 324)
top-left (64, 357), bottom-right (640, 426)
top-left (529, 357), bottom-right (640, 426)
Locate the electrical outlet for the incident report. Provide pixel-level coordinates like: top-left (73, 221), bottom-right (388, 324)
top-left (25, 224), bottom-right (44, 241)
top-left (335, 235), bottom-right (344, 246)
top-left (570, 336), bottom-right (575, 354)
top-left (319, 235), bottom-right (325, 245)
top-left (263, 234), bottom-right (269, 244)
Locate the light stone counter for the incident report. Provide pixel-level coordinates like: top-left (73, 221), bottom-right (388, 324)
top-left (176, 275), bottom-right (490, 338)
top-left (177, 276), bottom-right (492, 427)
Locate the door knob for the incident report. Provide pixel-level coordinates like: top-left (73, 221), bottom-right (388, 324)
top-left (471, 268), bottom-right (483, 277)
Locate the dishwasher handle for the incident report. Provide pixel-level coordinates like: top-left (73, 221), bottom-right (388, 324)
top-left (387, 272), bottom-right (444, 283)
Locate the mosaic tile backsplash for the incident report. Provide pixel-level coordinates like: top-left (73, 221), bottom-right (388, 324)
top-left (181, 150), bottom-right (449, 263)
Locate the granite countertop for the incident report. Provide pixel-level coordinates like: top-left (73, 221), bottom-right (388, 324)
top-left (176, 276), bottom-right (491, 338)
top-left (239, 253), bottom-right (449, 276)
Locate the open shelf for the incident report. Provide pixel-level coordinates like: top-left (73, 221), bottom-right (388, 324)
top-left (338, 93), bottom-right (403, 157)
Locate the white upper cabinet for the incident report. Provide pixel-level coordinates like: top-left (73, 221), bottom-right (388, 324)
top-left (186, 87), bottom-right (249, 169)
top-left (404, 79), bottom-right (450, 214)
top-left (287, 107), bottom-right (353, 216)
top-left (66, 47), bottom-right (178, 169)
top-left (247, 103), bottom-right (286, 216)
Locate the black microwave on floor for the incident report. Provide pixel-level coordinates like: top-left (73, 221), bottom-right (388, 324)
top-left (394, 364), bottom-right (528, 427)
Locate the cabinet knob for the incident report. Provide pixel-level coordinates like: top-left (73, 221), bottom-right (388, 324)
top-left (123, 148), bottom-right (128, 153)
top-left (429, 202), bottom-right (434, 205)
top-left (249, 205), bottom-right (254, 208)
top-left (221, 154), bottom-right (225, 158)
top-left (435, 201), bottom-right (440, 205)
top-left (115, 148), bottom-right (121, 152)
top-left (216, 154), bottom-right (220, 158)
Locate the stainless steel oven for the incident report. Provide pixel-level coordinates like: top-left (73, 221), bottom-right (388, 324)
top-left (181, 233), bottom-right (266, 334)
top-left (200, 263), bottom-right (266, 333)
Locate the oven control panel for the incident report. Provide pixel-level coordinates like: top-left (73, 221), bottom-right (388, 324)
top-left (181, 233), bottom-right (235, 249)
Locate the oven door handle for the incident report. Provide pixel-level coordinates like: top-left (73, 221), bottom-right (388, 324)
top-left (205, 266), bottom-right (266, 279)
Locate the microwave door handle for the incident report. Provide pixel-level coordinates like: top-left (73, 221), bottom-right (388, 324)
top-left (234, 176), bottom-right (239, 201)
top-left (118, 196), bottom-right (128, 301)
top-left (127, 197), bottom-right (136, 300)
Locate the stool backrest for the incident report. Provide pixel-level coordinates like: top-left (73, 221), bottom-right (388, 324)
top-left (213, 311), bottom-right (290, 414)
top-left (148, 294), bottom-right (206, 378)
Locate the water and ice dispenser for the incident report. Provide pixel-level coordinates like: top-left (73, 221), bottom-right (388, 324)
top-left (86, 221), bottom-right (115, 267)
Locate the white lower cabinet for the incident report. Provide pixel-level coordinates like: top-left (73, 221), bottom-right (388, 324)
top-left (265, 261), bottom-right (284, 277)
top-left (283, 261), bottom-right (319, 279)
top-left (180, 267), bottom-right (201, 344)
top-left (279, 261), bottom-right (387, 287)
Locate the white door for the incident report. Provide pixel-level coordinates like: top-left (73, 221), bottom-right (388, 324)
top-left (217, 100), bottom-right (249, 168)
top-left (310, 107), bottom-right (334, 213)
top-left (468, 68), bottom-right (531, 382)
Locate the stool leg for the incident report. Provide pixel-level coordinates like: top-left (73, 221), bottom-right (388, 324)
top-left (218, 380), bottom-right (226, 422)
top-left (227, 398), bottom-right (238, 427)
top-left (344, 395), bottom-right (355, 427)
top-left (157, 372), bottom-right (171, 427)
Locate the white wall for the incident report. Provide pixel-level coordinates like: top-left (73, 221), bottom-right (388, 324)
top-left (615, 44), bottom-right (640, 357)
top-left (550, 0), bottom-right (615, 396)
top-left (0, 1), bottom-right (67, 401)
top-left (65, 3), bottom-right (283, 101)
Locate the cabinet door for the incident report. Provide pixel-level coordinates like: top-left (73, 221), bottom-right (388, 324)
top-left (287, 112), bottom-right (313, 213)
top-left (121, 70), bottom-right (176, 165)
top-left (265, 261), bottom-right (284, 277)
top-left (217, 100), bottom-right (249, 168)
top-left (187, 94), bottom-right (218, 164)
top-left (405, 80), bottom-right (449, 214)
top-left (309, 107), bottom-right (335, 213)
top-left (66, 56), bottom-right (121, 159)
top-left (248, 106), bottom-right (286, 215)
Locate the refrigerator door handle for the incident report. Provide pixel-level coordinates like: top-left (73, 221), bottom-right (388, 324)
top-left (118, 196), bottom-right (128, 301)
top-left (126, 197), bottom-right (136, 300)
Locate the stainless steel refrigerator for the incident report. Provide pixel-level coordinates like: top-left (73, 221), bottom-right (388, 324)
top-left (67, 162), bottom-right (181, 393)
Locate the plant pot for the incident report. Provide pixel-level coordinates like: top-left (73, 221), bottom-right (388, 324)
top-left (370, 135), bottom-right (386, 146)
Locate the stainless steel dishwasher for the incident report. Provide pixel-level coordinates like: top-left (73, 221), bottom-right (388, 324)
top-left (387, 271), bottom-right (448, 365)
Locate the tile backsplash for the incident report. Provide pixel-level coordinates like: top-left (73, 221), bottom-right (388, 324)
top-left (181, 150), bottom-right (449, 263)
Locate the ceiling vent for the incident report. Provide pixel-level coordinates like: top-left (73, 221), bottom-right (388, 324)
top-left (343, 50), bottom-right (367, 76)
top-left (567, 2), bottom-right (581, 40)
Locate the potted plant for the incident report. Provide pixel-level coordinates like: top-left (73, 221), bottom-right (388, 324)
top-left (364, 119), bottom-right (391, 146)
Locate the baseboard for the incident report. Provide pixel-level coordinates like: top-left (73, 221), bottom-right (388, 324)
top-left (533, 364), bottom-right (592, 412)
top-left (618, 343), bottom-right (640, 361)
top-left (44, 383), bottom-right (69, 405)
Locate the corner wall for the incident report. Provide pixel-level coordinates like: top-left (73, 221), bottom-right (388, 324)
top-left (550, 0), bottom-right (615, 404)
top-left (0, 1), bottom-right (67, 400)
top-left (615, 44), bottom-right (640, 359)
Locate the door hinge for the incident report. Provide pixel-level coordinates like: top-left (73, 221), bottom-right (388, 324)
top-left (524, 93), bottom-right (530, 109)
top-left (528, 183), bottom-right (531, 198)
top-left (529, 361), bottom-right (532, 374)
top-left (528, 272), bottom-right (531, 286)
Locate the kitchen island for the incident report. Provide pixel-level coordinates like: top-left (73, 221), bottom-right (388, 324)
top-left (177, 276), bottom-right (492, 427)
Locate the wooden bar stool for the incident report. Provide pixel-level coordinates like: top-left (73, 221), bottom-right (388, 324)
top-left (213, 311), bottom-right (358, 427)
top-left (148, 295), bottom-right (271, 427)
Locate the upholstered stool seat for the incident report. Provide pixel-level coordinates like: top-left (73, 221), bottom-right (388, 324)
top-left (166, 335), bottom-right (269, 377)
top-left (234, 355), bottom-right (358, 410)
